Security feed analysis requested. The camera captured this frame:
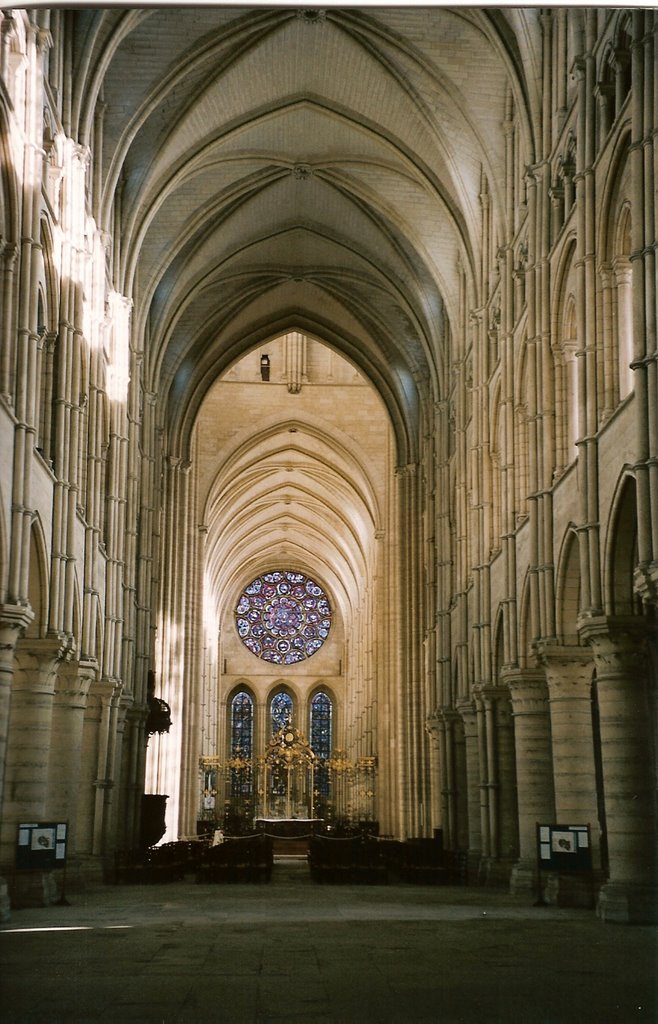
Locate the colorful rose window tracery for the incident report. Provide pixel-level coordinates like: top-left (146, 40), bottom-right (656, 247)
top-left (235, 570), bottom-right (332, 664)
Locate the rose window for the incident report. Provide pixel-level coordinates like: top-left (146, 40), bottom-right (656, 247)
top-left (235, 570), bottom-right (332, 664)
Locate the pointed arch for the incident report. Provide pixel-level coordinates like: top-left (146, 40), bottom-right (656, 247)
top-left (227, 686), bottom-right (255, 758)
top-left (556, 526), bottom-right (581, 645)
top-left (26, 515), bottom-right (49, 639)
top-left (604, 471), bottom-right (641, 617)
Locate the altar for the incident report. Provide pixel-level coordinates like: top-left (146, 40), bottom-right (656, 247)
top-left (254, 818), bottom-right (323, 838)
top-left (198, 723), bottom-right (378, 833)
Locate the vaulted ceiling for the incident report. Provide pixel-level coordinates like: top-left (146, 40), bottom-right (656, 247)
top-left (70, 6), bottom-right (540, 458)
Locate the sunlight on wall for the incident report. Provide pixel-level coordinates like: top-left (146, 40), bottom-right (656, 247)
top-left (106, 290), bottom-right (131, 403)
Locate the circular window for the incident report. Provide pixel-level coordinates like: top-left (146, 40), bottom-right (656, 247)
top-left (235, 570), bottom-right (332, 664)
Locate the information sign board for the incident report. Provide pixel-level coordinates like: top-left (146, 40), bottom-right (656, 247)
top-left (16, 822), bottom-right (68, 871)
top-left (536, 823), bottom-right (591, 874)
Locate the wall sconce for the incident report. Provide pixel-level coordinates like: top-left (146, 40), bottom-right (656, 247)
top-left (260, 354), bottom-right (270, 381)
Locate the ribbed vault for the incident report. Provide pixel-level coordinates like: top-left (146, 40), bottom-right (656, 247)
top-left (69, 6), bottom-right (539, 460)
top-left (198, 337), bottom-right (386, 634)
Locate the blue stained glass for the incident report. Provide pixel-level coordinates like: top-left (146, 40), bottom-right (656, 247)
top-left (230, 691), bottom-right (253, 798)
top-left (235, 570), bottom-right (332, 664)
top-left (271, 692), bottom-right (293, 732)
top-left (310, 692), bottom-right (332, 799)
top-left (231, 692), bottom-right (253, 757)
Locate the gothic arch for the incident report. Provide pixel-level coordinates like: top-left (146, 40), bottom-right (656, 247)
top-left (604, 471), bottom-right (641, 617)
top-left (513, 334), bottom-right (530, 517)
top-left (517, 571), bottom-right (534, 667)
top-left (488, 377), bottom-right (503, 551)
top-left (26, 515), bottom-right (49, 638)
top-left (226, 685), bottom-right (255, 756)
top-left (555, 526), bottom-right (581, 645)
top-left (492, 608), bottom-right (505, 682)
top-left (307, 686), bottom-right (336, 741)
top-left (0, 478), bottom-right (7, 601)
top-left (551, 236), bottom-right (578, 473)
top-left (267, 685), bottom-right (297, 731)
top-left (0, 108), bottom-right (19, 243)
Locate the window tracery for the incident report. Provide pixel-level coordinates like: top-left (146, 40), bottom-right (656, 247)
top-left (235, 570), bottom-right (332, 664)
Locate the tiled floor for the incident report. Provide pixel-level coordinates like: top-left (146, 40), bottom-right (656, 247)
top-left (1, 859), bottom-right (656, 1023)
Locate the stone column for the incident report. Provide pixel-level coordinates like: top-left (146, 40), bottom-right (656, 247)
top-left (505, 669), bottom-right (554, 895)
top-left (537, 644), bottom-right (602, 906)
top-left (1, 636), bottom-right (72, 904)
top-left (46, 658), bottom-right (95, 871)
top-left (581, 617), bottom-right (657, 923)
top-left (435, 709), bottom-right (459, 848)
top-left (0, 607), bottom-right (33, 921)
top-left (456, 699), bottom-right (482, 878)
top-left (74, 677), bottom-right (123, 877)
top-left (0, 241), bottom-right (18, 404)
top-left (425, 713), bottom-right (443, 839)
top-left (474, 685), bottom-right (519, 885)
top-left (537, 646), bottom-right (600, 841)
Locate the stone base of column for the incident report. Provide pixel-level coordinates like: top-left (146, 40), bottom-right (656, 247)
top-left (0, 876), bottom-right (10, 922)
top-left (509, 859), bottom-right (540, 898)
top-left (10, 870), bottom-right (59, 908)
top-left (480, 856), bottom-right (515, 888)
top-left (597, 882), bottom-right (658, 924)
top-left (73, 853), bottom-right (107, 886)
top-left (544, 871), bottom-right (598, 909)
top-left (466, 850), bottom-right (482, 884)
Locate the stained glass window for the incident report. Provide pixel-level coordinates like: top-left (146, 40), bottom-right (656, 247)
top-left (310, 692), bottom-right (332, 758)
top-left (310, 691), bottom-right (332, 799)
top-left (271, 692), bottom-right (293, 734)
top-left (231, 691), bottom-right (253, 757)
top-left (235, 570), bottom-right (332, 664)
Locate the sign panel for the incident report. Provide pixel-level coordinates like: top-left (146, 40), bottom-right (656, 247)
top-left (16, 822), bottom-right (68, 871)
top-left (537, 823), bottom-right (591, 874)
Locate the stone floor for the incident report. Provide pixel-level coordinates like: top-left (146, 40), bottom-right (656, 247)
top-left (1, 858), bottom-right (656, 1024)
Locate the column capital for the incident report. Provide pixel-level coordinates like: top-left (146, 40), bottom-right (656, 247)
top-left (502, 668), bottom-right (549, 714)
top-left (395, 461), bottom-right (418, 479)
top-left (534, 642), bottom-right (594, 695)
top-left (579, 614), bottom-right (655, 670)
top-left (425, 713), bottom-right (443, 737)
top-left (0, 603), bottom-right (34, 647)
top-left (633, 562), bottom-right (658, 609)
top-left (455, 697), bottom-right (477, 733)
top-left (472, 683), bottom-right (511, 706)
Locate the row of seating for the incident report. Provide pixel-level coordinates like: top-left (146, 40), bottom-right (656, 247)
top-left (195, 834), bottom-right (274, 884)
top-left (308, 836), bottom-right (386, 884)
top-left (115, 840), bottom-right (203, 884)
top-left (308, 836), bottom-right (467, 885)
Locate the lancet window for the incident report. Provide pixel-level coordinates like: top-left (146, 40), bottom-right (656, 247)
top-left (310, 691), bottom-right (332, 799)
top-left (230, 690), bottom-right (253, 756)
top-left (271, 691), bottom-right (293, 733)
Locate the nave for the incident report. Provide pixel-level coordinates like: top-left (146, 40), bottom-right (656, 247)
top-left (1, 869), bottom-right (656, 1024)
top-left (0, 6), bottom-right (657, 929)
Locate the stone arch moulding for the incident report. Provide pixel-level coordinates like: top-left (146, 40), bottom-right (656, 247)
top-left (555, 525), bottom-right (581, 646)
top-left (205, 409), bottom-right (382, 534)
top-left (492, 607), bottom-right (505, 681)
top-left (597, 130), bottom-right (632, 259)
top-left (517, 570), bottom-right (534, 668)
top-left (166, 316), bottom-right (421, 471)
top-left (603, 469), bottom-right (641, 617)
top-left (26, 514), bottom-right (49, 638)
top-left (0, 103), bottom-right (20, 242)
top-left (227, 680), bottom-right (256, 701)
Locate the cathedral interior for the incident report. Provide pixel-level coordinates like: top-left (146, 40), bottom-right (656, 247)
top-left (0, 4), bottom-right (657, 933)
